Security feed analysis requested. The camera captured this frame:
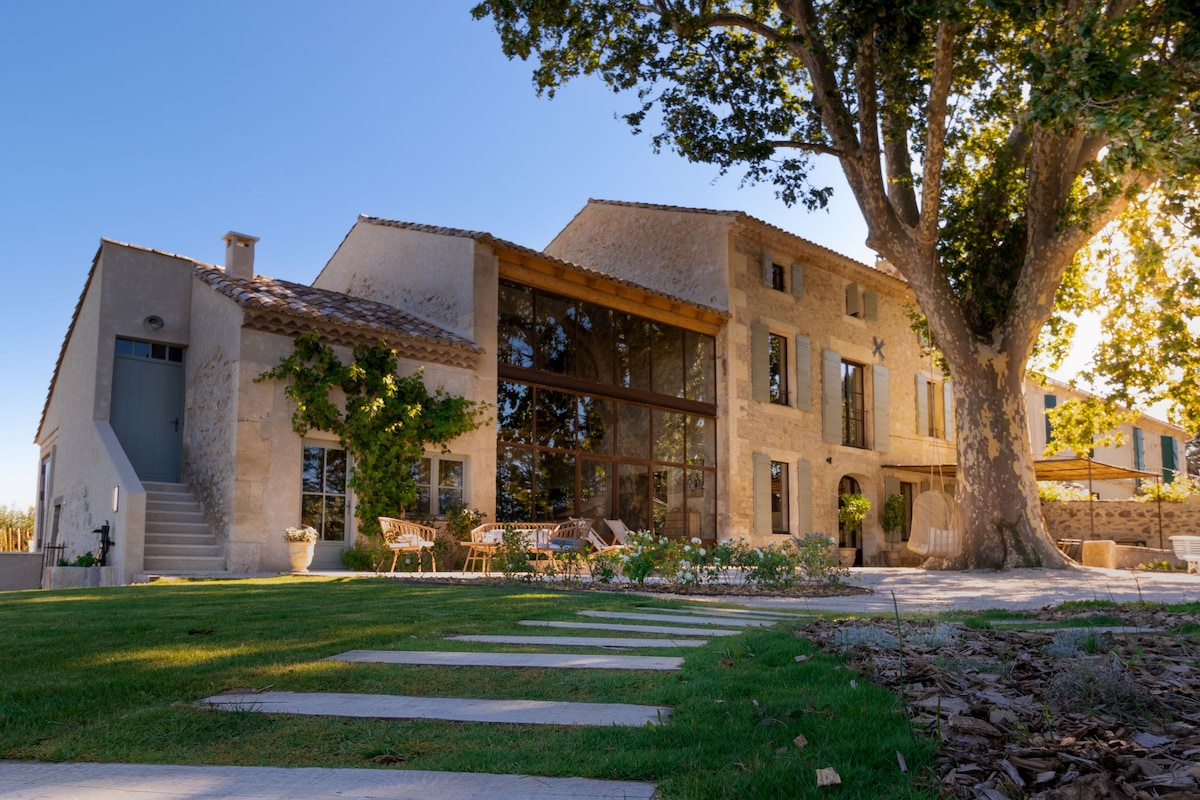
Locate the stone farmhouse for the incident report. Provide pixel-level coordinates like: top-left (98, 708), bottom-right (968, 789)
top-left (34, 201), bottom-right (1189, 584)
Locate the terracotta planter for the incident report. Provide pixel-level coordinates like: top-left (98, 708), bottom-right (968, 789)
top-left (838, 547), bottom-right (857, 568)
top-left (882, 550), bottom-right (901, 568)
top-left (287, 541), bottom-right (315, 573)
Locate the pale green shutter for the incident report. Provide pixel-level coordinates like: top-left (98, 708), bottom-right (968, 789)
top-left (753, 452), bottom-right (771, 535)
top-left (884, 476), bottom-right (900, 499)
top-left (761, 251), bottom-right (773, 287)
top-left (943, 381), bottom-right (954, 443)
top-left (751, 322), bottom-right (769, 402)
top-left (863, 289), bottom-right (878, 321)
top-left (794, 334), bottom-right (812, 411)
top-left (821, 349), bottom-right (842, 444)
top-left (915, 374), bottom-right (928, 436)
top-left (873, 364), bottom-right (890, 453)
top-left (795, 459), bottom-right (813, 535)
top-left (790, 263), bottom-right (804, 298)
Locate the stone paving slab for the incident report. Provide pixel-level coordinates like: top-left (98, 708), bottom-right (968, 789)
top-left (202, 691), bottom-right (671, 727)
top-left (635, 606), bottom-right (809, 619)
top-left (447, 634), bottom-right (709, 648)
top-left (0, 761), bottom-right (657, 799)
top-left (520, 620), bottom-right (741, 637)
top-left (578, 610), bottom-right (773, 627)
top-left (327, 650), bottom-right (683, 670)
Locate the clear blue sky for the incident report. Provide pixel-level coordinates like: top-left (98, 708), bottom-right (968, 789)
top-left (1, 2), bottom-right (1090, 509)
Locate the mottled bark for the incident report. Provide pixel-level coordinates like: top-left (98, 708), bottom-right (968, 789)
top-left (931, 344), bottom-right (1070, 569)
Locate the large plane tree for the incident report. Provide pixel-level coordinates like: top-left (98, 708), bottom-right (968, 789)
top-left (473, 0), bottom-right (1200, 569)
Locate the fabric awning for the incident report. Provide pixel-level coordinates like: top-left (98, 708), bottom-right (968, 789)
top-left (883, 457), bottom-right (1158, 482)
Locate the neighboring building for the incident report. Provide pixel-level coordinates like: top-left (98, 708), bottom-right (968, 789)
top-left (35, 201), bottom-right (1192, 583)
top-left (1032, 377), bottom-right (1185, 498)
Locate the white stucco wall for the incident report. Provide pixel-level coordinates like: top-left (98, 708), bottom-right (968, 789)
top-left (36, 242), bottom-right (193, 582)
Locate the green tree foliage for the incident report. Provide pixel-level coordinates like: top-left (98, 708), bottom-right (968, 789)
top-left (258, 333), bottom-right (487, 537)
top-left (1042, 395), bottom-right (1135, 457)
top-left (0, 503), bottom-right (35, 530)
top-left (474, 0), bottom-right (1200, 568)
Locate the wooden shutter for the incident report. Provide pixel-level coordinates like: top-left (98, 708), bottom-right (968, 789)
top-left (790, 263), bottom-right (804, 298)
top-left (845, 283), bottom-right (862, 317)
top-left (1162, 435), bottom-right (1179, 484)
top-left (761, 251), bottom-right (773, 287)
top-left (750, 322), bottom-right (769, 402)
top-left (1044, 394), bottom-right (1057, 448)
top-left (915, 374), bottom-right (928, 436)
top-left (863, 289), bottom-right (878, 321)
top-left (795, 458), bottom-right (813, 535)
top-left (873, 364), bottom-right (890, 453)
top-left (794, 334), bottom-right (812, 411)
top-left (753, 452), bottom-right (771, 535)
top-left (1133, 427), bottom-right (1145, 470)
top-left (821, 349), bottom-right (842, 444)
top-left (943, 381), bottom-right (954, 443)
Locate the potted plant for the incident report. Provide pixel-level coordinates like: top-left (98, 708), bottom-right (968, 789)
top-left (837, 493), bottom-right (870, 567)
top-left (880, 493), bottom-right (907, 566)
top-left (284, 526), bottom-right (318, 573)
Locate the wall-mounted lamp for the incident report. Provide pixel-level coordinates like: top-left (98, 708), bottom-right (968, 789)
top-left (143, 315), bottom-right (164, 332)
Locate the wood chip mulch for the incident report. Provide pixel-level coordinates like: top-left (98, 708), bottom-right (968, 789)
top-left (802, 607), bottom-right (1200, 799)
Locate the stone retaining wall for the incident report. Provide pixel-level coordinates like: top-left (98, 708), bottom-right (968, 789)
top-left (1042, 499), bottom-right (1200, 548)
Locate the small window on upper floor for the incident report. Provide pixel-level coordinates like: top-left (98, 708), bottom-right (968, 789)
top-left (770, 262), bottom-right (786, 292)
top-left (844, 283), bottom-right (879, 320)
top-left (768, 333), bottom-right (789, 405)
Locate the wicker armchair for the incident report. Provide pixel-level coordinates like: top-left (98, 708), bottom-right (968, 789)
top-left (378, 517), bottom-right (438, 573)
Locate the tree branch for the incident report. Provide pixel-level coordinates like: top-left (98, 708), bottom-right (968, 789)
top-left (918, 20), bottom-right (957, 244)
top-left (764, 139), bottom-right (844, 157)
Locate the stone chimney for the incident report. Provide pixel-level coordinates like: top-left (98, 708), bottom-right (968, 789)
top-left (222, 231), bottom-right (259, 280)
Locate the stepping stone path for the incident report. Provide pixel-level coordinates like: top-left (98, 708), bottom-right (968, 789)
top-left (327, 649), bottom-right (684, 670)
top-left (578, 610), bottom-right (776, 627)
top-left (635, 605), bottom-right (809, 620)
top-left (201, 602), bottom-right (768, 797)
top-left (519, 619), bottom-right (742, 636)
top-left (447, 634), bottom-right (709, 648)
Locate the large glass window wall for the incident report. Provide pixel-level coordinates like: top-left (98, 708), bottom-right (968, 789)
top-left (497, 281), bottom-right (717, 538)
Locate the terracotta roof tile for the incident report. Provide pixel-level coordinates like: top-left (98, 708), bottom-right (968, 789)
top-left (192, 264), bottom-right (479, 351)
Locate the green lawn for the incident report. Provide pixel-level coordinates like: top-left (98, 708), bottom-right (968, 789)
top-left (0, 577), bottom-right (937, 798)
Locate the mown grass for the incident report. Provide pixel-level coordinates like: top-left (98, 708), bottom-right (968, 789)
top-left (0, 577), bottom-right (937, 798)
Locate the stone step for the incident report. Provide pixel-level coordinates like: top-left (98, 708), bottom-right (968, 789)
top-left (447, 635), bottom-right (709, 649)
top-left (144, 521), bottom-right (213, 536)
top-left (144, 543), bottom-right (223, 558)
top-left (142, 481), bottom-right (193, 495)
top-left (145, 532), bottom-right (218, 546)
top-left (578, 610), bottom-right (774, 627)
top-left (144, 555), bottom-right (225, 572)
top-left (146, 508), bottom-right (207, 524)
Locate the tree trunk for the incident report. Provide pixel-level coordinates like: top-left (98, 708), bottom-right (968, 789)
top-left (929, 345), bottom-right (1070, 569)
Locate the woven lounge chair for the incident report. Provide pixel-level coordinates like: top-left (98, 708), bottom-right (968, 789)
top-left (379, 517), bottom-right (438, 573)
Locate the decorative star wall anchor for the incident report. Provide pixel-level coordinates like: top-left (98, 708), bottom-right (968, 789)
top-left (873, 336), bottom-right (886, 360)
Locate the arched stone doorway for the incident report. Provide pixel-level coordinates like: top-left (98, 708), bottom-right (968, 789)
top-left (837, 475), bottom-right (864, 566)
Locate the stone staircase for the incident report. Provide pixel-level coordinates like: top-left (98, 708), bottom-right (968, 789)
top-left (142, 482), bottom-right (225, 574)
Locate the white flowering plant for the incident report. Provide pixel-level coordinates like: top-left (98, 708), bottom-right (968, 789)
top-left (284, 526), bottom-right (318, 543)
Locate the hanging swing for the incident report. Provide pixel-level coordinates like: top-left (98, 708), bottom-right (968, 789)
top-left (907, 489), bottom-right (963, 559)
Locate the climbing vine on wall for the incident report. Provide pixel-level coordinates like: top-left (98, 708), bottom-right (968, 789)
top-left (257, 333), bottom-right (486, 537)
